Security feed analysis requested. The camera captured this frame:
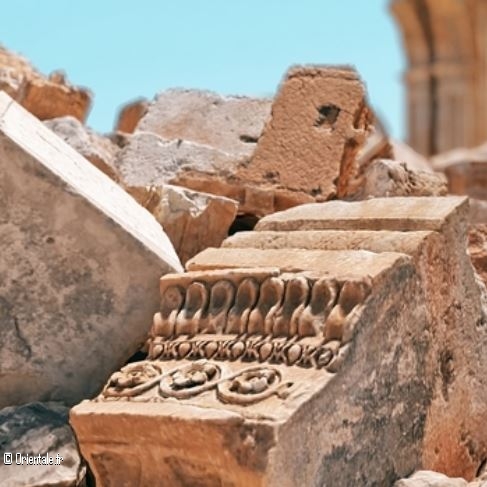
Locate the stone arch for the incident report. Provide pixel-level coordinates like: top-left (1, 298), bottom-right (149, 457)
top-left (390, 0), bottom-right (431, 67)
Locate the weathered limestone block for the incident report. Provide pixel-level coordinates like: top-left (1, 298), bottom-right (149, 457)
top-left (394, 471), bottom-right (468, 487)
top-left (239, 66), bottom-right (372, 201)
top-left (350, 159), bottom-right (447, 199)
top-left (115, 97), bottom-right (148, 133)
top-left (135, 88), bottom-right (271, 156)
top-left (0, 402), bottom-right (86, 487)
top-left (72, 254), bottom-right (416, 486)
top-left (0, 92), bottom-right (182, 407)
top-left (71, 196), bottom-right (487, 485)
top-left (0, 46), bottom-right (91, 123)
top-left (128, 184), bottom-right (238, 263)
top-left (45, 116), bottom-right (120, 182)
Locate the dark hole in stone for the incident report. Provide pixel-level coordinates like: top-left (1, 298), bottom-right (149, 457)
top-left (228, 214), bottom-right (259, 235)
top-left (311, 186), bottom-right (322, 196)
top-left (45, 237), bottom-right (55, 244)
top-left (126, 350), bottom-right (147, 364)
top-left (239, 134), bottom-right (259, 143)
top-left (314, 104), bottom-right (340, 128)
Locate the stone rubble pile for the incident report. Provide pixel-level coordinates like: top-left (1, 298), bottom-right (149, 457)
top-left (1, 43), bottom-right (487, 486)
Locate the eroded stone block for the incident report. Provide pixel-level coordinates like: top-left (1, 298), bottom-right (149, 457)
top-left (0, 93), bottom-right (182, 407)
top-left (239, 66), bottom-right (372, 201)
top-left (351, 159), bottom-right (447, 199)
top-left (127, 184), bottom-right (238, 264)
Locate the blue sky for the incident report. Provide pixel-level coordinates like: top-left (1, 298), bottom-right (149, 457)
top-left (2, 0), bottom-right (405, 138)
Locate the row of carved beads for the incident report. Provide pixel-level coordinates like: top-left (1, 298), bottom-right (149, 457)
top-left (148, 336), bottom-right (347, 371)
top-left (151, 275), bottom-right (371, 341)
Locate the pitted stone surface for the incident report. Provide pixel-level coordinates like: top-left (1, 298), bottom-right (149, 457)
top-left (239, 66), bottom-right (372, 200)
top-left (0, 93), bottom-right (182, 407)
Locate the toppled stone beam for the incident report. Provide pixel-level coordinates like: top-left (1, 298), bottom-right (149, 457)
top-left (0, 92), bottom-right (182, 407)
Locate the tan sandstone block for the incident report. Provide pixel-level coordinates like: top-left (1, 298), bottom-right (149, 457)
top-left (223, 229), bottom-right (434, 256)
top-left (0, 92), bottom-right (182, 407)
top-left (186, 247), bottom-right (408, 280)
top-left (255, 196), bottom-right (468, 232)
top-left (239, 66), bottom-right (371, 200)
top-left (70, 194), bottom-right (487, 485)
top-left (128, 184), bottom-right (238, 263)
top-left (19, 75), bottom-right (92, 123)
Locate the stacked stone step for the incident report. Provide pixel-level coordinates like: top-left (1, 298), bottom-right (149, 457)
top-left (71, 195), bottom-right (487, 486)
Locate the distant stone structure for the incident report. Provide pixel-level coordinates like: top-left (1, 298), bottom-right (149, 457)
top-left (391, 0), bottom-right (487, 156)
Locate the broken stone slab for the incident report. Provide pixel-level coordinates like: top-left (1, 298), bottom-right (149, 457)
top-left (0, 45), bottom-right (92, 123)
top-left (114, 97), bottom-right (148, 134)
top-left (394, 471), bottom-right (468, 487)
top-left (186, 247), bottom-right (408, 278)
top-left (0, 402), bottom-right (86, 487)
top-left (238, 65), bottom-right (372, 201)
top-left (349, 159), bottom-right (447, 199)
top-left (255, 196), bottom-right (468, 232)
top-left (0, 92), bottom-right (182, 407)
top-left (114, 131), bottom-right (314, 217)
top-left (127, 184), bottom-right (238, 264)
top-left (45, 116), bottom-right (120, 182)
top-left (135, 88), bottom-right (272, 156)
